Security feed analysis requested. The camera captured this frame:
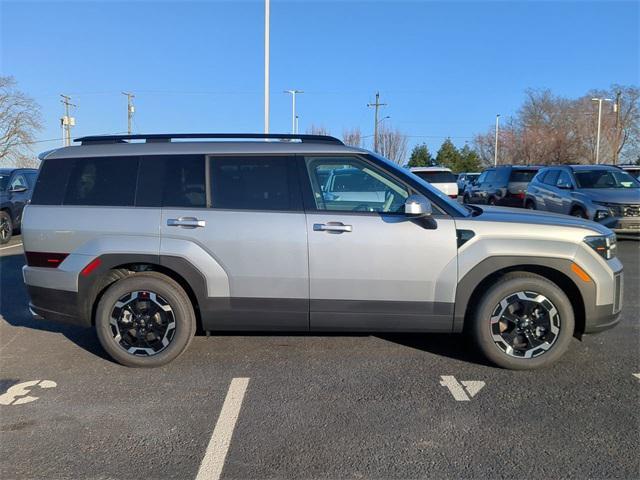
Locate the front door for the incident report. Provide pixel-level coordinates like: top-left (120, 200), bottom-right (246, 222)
top-left (301, 155), bottom-right (458, 332)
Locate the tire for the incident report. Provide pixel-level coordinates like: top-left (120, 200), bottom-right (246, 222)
top-left (570, 207), bottom-right (587, 219)
top-left (462, 194), bottom-right (470, 204)
top-left (488, 197), bottom-right (497, 206)
top-left (525, 200), bottom-right (536, 210)
top-left (469, 272), bottom-right (574, 370)
top-left (0, 211), bottom-right (12, 245)
top-left (95, 272), bottom-right (196, 367)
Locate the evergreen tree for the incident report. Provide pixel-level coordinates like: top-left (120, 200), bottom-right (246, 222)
top-left (457, 144), bottom-right (483, 173)
top-left (435, 138), bottom-right (461, 170)
top-left (407, 143), bottom-right (433, 167)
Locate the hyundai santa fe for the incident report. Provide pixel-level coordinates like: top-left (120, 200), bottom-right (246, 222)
top-left (22, 133), bottom-right (623, 369)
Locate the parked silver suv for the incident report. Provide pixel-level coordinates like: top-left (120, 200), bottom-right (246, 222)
top-left (23, 134), bottom-right (623, 369)
top-left (525, 165), bottom-right (640, 236)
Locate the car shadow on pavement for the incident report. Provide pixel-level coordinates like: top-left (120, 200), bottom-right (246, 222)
top-left (0, 253), bottom-right (112, 362)
top-left (377, 333), bottom-right (494, 367)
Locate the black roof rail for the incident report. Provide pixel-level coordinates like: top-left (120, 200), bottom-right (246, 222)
top-left (74, 133), bottom-right (345, 146)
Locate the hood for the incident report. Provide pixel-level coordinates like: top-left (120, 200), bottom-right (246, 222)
top-left (471, 205), bottom-right (611, 235)
top-left (575, 188), bottom-right (640, 204)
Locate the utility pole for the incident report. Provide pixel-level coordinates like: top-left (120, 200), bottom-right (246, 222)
top-left (264, 0), bottom-right (270, 134)
top-left (284, 90), bottom-right (303, 134)
top-left (295, 115), bottom-right (299, 135)
top-left (613, 91), bottom-right (622, 165)
top-left (494, 114), bottom-right (500, 166)
top-left (367, 92), bottom-right (387, 152)
top-left (60, 95), bottom-right (76, 147)
top-left (591, 97), bottom-right (612, 164)
top-left (122, 92), bottom-right (135, 135)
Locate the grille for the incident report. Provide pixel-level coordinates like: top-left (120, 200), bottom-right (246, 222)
top-left (622, 205), bottom-right (640, 217)
top-left (614, 273), bottom-right (623, 313)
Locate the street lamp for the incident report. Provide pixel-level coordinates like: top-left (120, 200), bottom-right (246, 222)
top-left (264, 0), bottom-right (270, 134)
top-left (591, 97), bottom-right (613, 164)
top-left (284, 90), bottom-right (303, 134)
top-left (494, 114), bottom-right (500, 166)
top-left (377, 115), bottom-right (391, 126)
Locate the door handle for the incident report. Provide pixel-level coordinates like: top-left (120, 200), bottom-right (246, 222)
top-left (313, 223), bottom-right (352, 233)
top-left (167, 217), bottom-right (206, 228)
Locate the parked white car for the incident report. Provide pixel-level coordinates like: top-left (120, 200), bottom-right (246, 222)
top-left (410, 167), bottom-right (459, 198)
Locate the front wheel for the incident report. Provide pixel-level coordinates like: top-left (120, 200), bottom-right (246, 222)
top-left (0, 211), bottom-right (12, 245)
top-left (95, 272), bottom-right (196, 367)
top-left (469, 272), bottom-right (574, 370)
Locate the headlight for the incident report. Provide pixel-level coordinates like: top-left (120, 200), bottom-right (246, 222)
top-left (594, 209), bottom-right (610, 220)
top-left (593, 202), bottom-right (622, 217)
top-left (584, 233), bottom-right (617, 260)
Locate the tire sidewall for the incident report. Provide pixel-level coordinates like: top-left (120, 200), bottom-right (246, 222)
top-left (0, 212), bottom-right (12, 245)
top-left (95, 274), bottom-right (195, 367)
top-left (472, 275), bottom-right (575, 370)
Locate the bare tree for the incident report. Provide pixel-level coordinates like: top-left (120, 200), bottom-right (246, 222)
top-left (342, 127), bottom-right (362, 147)
top-left (306, 124), bottom-right (331, 136)
top-left (0, 76), bottom-right (42, 167)
top-left (473, 86), bottom-right (639, 165)
top-left (377, 125), bottom-right (408, 165)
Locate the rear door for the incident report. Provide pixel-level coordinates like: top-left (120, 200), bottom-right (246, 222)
top-left (539, 169), bottom-right (560, 212)
top-left (302, 155), bottom-right (458, 332)
top-left (8, 173), bottom-right (30, 225)
top-left (159, 154), bottom-right (309, 331)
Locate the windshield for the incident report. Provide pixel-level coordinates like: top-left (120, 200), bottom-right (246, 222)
top-left (0, 174), bottom-right (9, 192)
top-left (368, 153), bottom-right (470, 216)
top-left (413, 171), bottom-right (458, 183)
top-left (574, 170), bottom-right (640, 189)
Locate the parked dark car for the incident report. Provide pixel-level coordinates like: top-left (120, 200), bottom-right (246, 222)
top-left (462, 165), bottom-right (540, 207)
top-left (525, 165), bottom-right (640, 237)
top-left (0, 168), bottom-right (38, 244)
top-left (620, 164), bottom-right (640, 180)
top-left (457, 172), bottom-right (480, 196)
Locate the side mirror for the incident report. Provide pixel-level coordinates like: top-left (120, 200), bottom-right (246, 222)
top-left (9, 186), bottom-right (28, 194)
top-left (404, 194), bottom-right (432, 217)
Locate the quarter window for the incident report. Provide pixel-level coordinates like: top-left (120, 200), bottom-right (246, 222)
top-left (209, 156), bottom-right (298, 211)
top-left (305, 157), bottom-right (409, 213)
top-left (63, 157), bottom-right (138, 206)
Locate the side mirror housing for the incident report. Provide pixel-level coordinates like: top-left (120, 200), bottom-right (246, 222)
top-left (9, 186), bottom-right (28, 194)
top-left (404, 194), bottom-right (432, 217)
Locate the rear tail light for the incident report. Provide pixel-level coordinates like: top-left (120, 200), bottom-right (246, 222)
top-left (25, 252), bottom-right (69, 268)
top-left (449, 194), bottom-right (458, 199)
top-left (508, 191), bottom-right (526, 200)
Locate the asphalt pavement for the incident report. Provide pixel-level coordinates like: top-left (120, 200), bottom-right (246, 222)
top-left (1, 236), bottom-right (639, 479)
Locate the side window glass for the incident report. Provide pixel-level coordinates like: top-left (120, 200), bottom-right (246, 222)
top-left (305, 157), bottom-right (409, 213)
top-left (556, 171), bottom-right (572, 189)
top-left (543, 170), bottom-right (560, 186)
top-left (162, 156), bottom-right (206, 208)
top-left (484, 170), bottom-right (497, 184)
top-left (209, 156), bottom-right (298, 211)
top-left (64, 157), bottom-right (138, 206)
top-left (476, 171), bottom-right (487, 184)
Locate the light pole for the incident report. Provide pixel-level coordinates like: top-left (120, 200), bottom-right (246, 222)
top-left (494, 114), bottom-right (500, 166)
top-left (284, 90), bottom-right (303, 134)
top-left (264, 0), bottom-right (270, 134)
top-left (591, 97), bottom-right (612, 164)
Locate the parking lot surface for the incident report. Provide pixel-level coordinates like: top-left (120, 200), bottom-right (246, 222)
top-left (1, 236), bottom-right (639, 479)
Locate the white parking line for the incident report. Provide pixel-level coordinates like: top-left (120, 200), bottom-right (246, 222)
top-left (196, 377), bottom-right (250, 480)
top-left (0, 242), bottom-right (23, 251)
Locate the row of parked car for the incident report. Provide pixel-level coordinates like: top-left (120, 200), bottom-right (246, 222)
top-left (409, 164), bottom-right (640, 236)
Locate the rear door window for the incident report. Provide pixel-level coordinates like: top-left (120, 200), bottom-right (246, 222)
top-left (162, 156), bottom-right (206, 208)
top-left (209, 156), bottom-right (300, 211)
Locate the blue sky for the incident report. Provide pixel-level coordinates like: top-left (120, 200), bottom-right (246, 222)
top-left (1, 0), bottom-right (638, 155)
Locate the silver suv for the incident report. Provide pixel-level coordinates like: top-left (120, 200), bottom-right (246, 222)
top-left (23, 134), bottom-right (623, 369)
top-left (525, 165), bottom-right (640, 236)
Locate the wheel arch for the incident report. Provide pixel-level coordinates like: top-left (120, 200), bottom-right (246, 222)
top-left (78, 254), bottom-right (208, 331)
top-left (454, 257), bottom-right (591, 338)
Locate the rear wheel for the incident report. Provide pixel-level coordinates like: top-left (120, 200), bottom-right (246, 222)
top-left (0, 211), bottom-right (12, 245)
top-left (95, 272), bottom-right (196, 367)
top-left (470, 272), bottom-right (574, 370)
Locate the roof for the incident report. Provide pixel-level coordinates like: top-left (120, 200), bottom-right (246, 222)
top-left (41, 133), bottom-right (368, 160)
top-left (543, 164), bottom-right (623, 171)
top-left (409, 166), bottom-right (453, 172)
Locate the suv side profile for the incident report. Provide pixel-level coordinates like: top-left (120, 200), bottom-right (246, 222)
top-left (0, 167), bottom-right (39, 244)
top-left (463, 166), bottom-right (540, 207)
top-left (525, 165), bottom-right (640, 236)
top-left (23, 134), bottom-right (623, 370)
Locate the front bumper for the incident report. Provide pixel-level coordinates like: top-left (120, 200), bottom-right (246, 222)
top-left (583, 270), bottom-right (623, 334)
